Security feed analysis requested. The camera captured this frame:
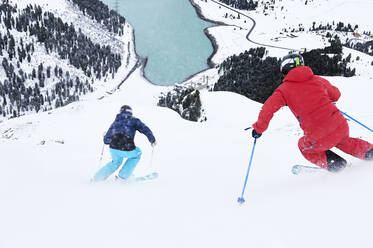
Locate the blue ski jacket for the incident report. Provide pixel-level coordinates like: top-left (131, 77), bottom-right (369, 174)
top-left (104, 111), bottom-right (156, 150)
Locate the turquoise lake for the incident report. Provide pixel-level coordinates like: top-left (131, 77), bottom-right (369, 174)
top-left (102, 0), bottom-right (213, 86)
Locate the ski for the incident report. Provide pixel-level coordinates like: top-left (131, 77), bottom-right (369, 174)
top-left (134, 172), bottom-right (159, 182)
top-left (291, 165), bottom-right (327, 175)
top-left (115, 172), bottom-right (159, 183)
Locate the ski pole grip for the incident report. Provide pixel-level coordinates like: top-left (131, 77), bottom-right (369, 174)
top-left (244, 127), bottom-right (252, 131)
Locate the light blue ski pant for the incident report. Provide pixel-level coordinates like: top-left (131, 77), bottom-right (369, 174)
top-left (93, 147), bottom-right (142, 181)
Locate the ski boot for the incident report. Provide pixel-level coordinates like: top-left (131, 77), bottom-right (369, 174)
top-left (326, 150), bottom-right (347, 172)
top-left (365, 148), bottom-right (373, 160)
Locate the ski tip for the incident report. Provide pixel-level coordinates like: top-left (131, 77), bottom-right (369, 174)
top-left (145, 172), bottom-right (159, 179)
top-left (291, 164), bottom-right (325, 175)
top-left (151, 172), bottom-right (159, 177)
top-left (291, 165), bottom-right (302, 175)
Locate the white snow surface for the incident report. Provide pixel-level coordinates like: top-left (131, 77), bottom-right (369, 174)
top-left (2, 0), bottom-right (373, 247)
top-left (2, 69), bottom-right (373, 248)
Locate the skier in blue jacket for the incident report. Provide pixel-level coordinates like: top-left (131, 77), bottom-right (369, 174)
top-left (93, 105), bottom-right (156, 181)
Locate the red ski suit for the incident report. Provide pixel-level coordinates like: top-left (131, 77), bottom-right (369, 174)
top-left (253, 66), bottom-right (372, 168)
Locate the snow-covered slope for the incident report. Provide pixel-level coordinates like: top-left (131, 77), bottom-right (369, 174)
top-left (1, 0), bottom-right (373, 247)
top-left (1, 62), bottom-right (373, 248)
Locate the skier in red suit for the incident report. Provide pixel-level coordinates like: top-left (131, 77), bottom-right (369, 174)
top-left (252, 53), bottom-right (373, 172)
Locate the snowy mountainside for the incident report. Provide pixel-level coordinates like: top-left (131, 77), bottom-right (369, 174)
top-left (191, 0), bottom-right (373, 65)
top-left (167, 0), bottom-right (373, 123)
top-left (0, 0), bottom-right (137, 120)
top-left (1, 63), bottom-right (373, 248)
top-left (1, 0), bottom-right (373, 247)
top-left (255, 0), bottom-right (373, 31)
top-left (178, 0), bottom-right (373, 116)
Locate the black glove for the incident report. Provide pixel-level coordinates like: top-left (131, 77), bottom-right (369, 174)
top-left (252, 129), bottom-right (262, 139)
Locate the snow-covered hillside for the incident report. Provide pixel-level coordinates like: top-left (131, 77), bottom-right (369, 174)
top-left (2, 61), bottom-right (373, 248)
top-left (0, 0), bottom-right (138, 119)
top-left (189, 0), bottom-right (373, 74)
top-left (1, 0), bottom-right (373, 247)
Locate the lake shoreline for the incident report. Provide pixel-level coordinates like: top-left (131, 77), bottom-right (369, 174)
top-left (124, 0), bottom-right (226, 86)
top-left (135, 0), bottom-right (222, 87)
top-left (189, 0), bottom-right (227, 69)
top-left (174, 0), bottom-right (229, 86)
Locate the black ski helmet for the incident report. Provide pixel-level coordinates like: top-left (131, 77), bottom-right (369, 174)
top-left (280, 53), bottom-right (305, 78)
top-left (120, 105), bottom-right (132, 114)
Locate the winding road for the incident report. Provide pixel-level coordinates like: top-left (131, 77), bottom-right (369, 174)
top-left (209, 0), bottom-right (302, 52)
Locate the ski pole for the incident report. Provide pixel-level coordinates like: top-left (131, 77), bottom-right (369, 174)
top-left (98, 143), bottom-right (105, 168)
top-left (148, 146), bottom-right (155, 170)
top-left (146, 145), bottom-right (159, 179)
top-left (237, 138), bottom-right (257, 205)
top-left (340, 110), bottom-right (373, 133)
